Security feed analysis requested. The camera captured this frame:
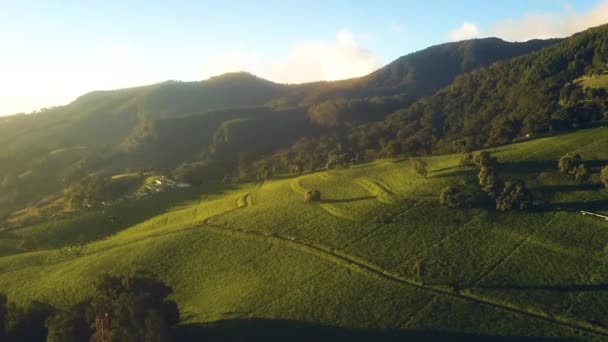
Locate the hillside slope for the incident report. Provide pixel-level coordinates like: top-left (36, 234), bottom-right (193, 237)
top-left (0, 128), bottom-right (606, 340)
top-left (0, 37), bottom-right (559, 220)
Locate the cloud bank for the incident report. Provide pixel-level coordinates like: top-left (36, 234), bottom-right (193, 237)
top-left (448, 0), bottom-right (608, 42)
top-left (448, 22), bottom-right (480, 41)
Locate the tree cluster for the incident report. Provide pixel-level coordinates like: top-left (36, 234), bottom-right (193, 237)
top-left (558, 152), bottom-right (590, 183)
top-left (439, 186), bottom-right (470, 208)
top-left (0, 271), bottom-right (179, 342)
top-left (440, 151), bottom-right (532, 211)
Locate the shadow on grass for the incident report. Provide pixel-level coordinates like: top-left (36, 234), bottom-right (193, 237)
top-left (531, 200), bottom-right (608, 213)
top-left (430, 169), bottom-right (476, 179)
top-left (478, 283), bottom-right (608, 293)
top-left (9, 182), bottom-right (240, 252)
top-left (433, 159), bottom-right (607, 179)
top-left (322, 196), bottom-right (377, 204)
top-left (173, 319), bottom-right (567, 342)
top-left (432, 165), bottom-right (463, 173)
top-left (501, 159), bottom-right (608, 174)
top-left (535, 184), bottom-right (605, 193)
top-left (498, 160), bottom-right (557, 174)
top-left (554, 200), bottom-right (608, 212)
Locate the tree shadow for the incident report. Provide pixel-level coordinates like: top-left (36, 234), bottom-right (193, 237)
top-left (498, 160), bottom-right (557, 174)
top-left (501, 159), bottom-right (608, 174)
top-left (322, 196), bottom-right (377, 204)
top-left (3, 182), bottom-right (240, 253)
top-left (535, 184), bottom-right (605, 193)
top-left (584, 159), bottom-right (608, 169)
top-left (554, 200), bottom-right (608, 212)
top-left (432, 165), bottom-right (463, 173)
top-left (430, 169), bottom-right (475, 179)
top-left (531, 200), bottom-right (608, 213)
top-left (173, 319), bottom-right (567, 342)
top-left (477, 283), bottom-right (608, 293)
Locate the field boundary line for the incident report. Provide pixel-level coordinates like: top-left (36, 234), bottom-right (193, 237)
top-left (471, 215), bottom-right (557, 287)
top-left (198, 218), bottom-right (608, 337)
top-left (399, 295), bottom-right (438, 329)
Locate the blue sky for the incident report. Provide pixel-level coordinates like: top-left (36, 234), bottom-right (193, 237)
top-left (0, 0), bottom-right (606, 115)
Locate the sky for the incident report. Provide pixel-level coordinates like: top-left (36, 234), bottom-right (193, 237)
top-left (0, 0), bottom-right (607, 116)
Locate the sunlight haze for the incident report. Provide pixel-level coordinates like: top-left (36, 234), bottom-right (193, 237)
top-left (0, 0), bottom-right (606, 116)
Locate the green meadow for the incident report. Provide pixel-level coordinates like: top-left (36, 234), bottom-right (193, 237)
top-left (0, 127), bottom-right (607, 339)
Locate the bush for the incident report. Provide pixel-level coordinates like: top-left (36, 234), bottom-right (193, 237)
top-left (459, 152), bottom-right (474, 167)
top-left (439, 186), bottom-right (469, 208)
top-left (478, 166), bottom-right (502, 198)
top-left (473, 151), bottom-right (497, 169)
top-left (558, 152), bottom-right (582, 175)
top-left (496, 181), bottom-right (534, 211)
top-left (411, 158), bottom-right (428, 177)
top-left (574, 164), bottom-right (590, 183)
top-left (602, 165), bottom-right (608, 190)
top-left (304, 190), bottom-right (321, 203)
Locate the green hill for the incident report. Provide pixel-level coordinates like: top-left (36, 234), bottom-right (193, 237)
top-left (0, 36), bottom-right (558, 220)
top-left (0, 127), bottom-right (606, 340)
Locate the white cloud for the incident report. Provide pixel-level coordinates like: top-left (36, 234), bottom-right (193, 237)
top-left (490, 1), bottom-right (608, 41)
top-left (200, 30), bottom-right (381, 84)
top-left (447, 1), bottom-right (608, 43)
top-left (448, 22), bottom-right (481, 41)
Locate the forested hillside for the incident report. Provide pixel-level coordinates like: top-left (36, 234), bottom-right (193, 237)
top-left (0, 30), bottom-right (591, 223)
top-left (269, 24), bottom-right (608, 174)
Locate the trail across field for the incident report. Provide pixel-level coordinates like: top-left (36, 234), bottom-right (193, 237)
top-left (197, 184), bottom-right (608, 339)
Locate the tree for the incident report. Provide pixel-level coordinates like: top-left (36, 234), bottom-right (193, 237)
top-left (439, 186), bottom-right (468, 208)
top-left (381, 140), bottom-right (402, 157)
top-left (6, 300), bottom-right (55, 341)
top-left (44, 271), bottom-right (179, 342)
top-left (88, 271), bottom-right (179, 342)
top-left (304, 190), bottom-right (321, 203)
top-left (558, 152), bottom-right (582, 175)
top-left (601, 165), bottom-right (608, 189)
top-left (574, 164), bottom-right (590, 183)
top-left (478, 166), bottom-right (502, 198)
top-left (46, 302), bottom-right (92, 342)
top-left (495, 181), bottom-right (534, 211)
top-left (451, 139), bottom-right (469, 153)
top-left (411, 158), bottom-right (428, 177)
top-left (459, 152), bottom-right (474, 167)
top-left (473, 151), bottom-right (496, 169)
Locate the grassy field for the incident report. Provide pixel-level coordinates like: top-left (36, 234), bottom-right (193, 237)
top-left (576, 74), bottom-right (608, 89)
top-left (0, 127), bottom-right (607, 339)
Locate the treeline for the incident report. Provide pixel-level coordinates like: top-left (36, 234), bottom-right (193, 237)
top-left (63, 174), bottom-right (144, 211)
top-left (0, 271), bottom-right (179, 342)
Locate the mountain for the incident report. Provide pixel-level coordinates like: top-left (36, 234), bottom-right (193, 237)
top-left (269, 24), bottom-right (608, 172)
top-left (359, 37), bottom-right (562, 97)
top-left (379, 24), bottom-right (608, 152)
top-left (267, 37), bottom-right (561, 106)
top-left (0, 35), bottom-right (566, 220)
